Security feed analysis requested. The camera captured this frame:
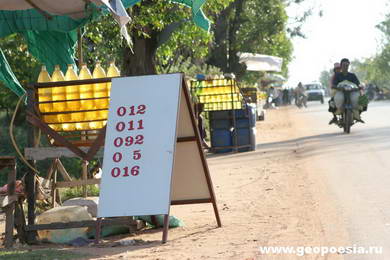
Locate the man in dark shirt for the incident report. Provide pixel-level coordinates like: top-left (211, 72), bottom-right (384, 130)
top-left (331, 58), bottom-right (364, 123)
top-left (332, 59), bottom-right (360, 87)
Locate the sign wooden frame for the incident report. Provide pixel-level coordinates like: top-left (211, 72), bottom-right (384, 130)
top-left (96, 73), bottom-right (221, 243)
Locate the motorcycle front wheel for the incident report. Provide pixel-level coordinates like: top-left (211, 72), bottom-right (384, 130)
top-left (343, 109), bottom-right (352, 134)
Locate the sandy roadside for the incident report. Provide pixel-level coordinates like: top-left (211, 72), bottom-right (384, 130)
top-left (0, 107), bottom-right (349, 259)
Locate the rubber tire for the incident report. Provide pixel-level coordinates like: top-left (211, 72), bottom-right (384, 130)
top-left (343, 110), bottom-right (352, 134)
top-left (320, 97), bottom-right (324, 104)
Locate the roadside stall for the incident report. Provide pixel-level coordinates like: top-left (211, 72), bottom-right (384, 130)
top-left (238, 52), bottom-right (284, 110)
top-left (0, 0), bottom-right (216, 247)
top-left (240, 86), bottom-right (266, 120)
top-left (190, 75), bottom-right (256, 153)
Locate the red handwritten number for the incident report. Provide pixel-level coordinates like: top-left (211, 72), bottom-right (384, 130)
top-left (111, 167), bottom-right (120, 177)
top-left (131, 166), bottom-right (140, 176)
top-left (125, 136), bottom-right (134, 146)
top-left (137, 105), bottom-right (146, 114)
top-left (135, 135), bottom-right (144, 144)
top-left (128, 106), bottom-right (136, 116)
top-left (112, 152), bottom-right (122, 162)
top-left (112, 166), bottom-right (140, 177)
top-left (133, 150), bottom-right (141, 160)
top-left (117, 107), bottom-right (126, 116)
top-left (117, 105), bottom-right (146, 117)
top-left (128, 120), bottom-right (134, 130)
top-left (127, 120), bottom-right (144, 130)
top-left (114, 137), bottom-right (123, 147)
top-left (137, 120), bottom-right (144, 130)
top-left (116, 122), bottom-right (125, 132)
top-left (123, 166), bottom-right (130, 177)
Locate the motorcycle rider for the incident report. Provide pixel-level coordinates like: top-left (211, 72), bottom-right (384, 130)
top-left (266, 86), bottom-right (279, 108)
top-left (295, 82), bottom-right (307, 107)
top-left (331, 58), bottom-right (364, 123)
top-left (328, 62), bottom-right (341, 124)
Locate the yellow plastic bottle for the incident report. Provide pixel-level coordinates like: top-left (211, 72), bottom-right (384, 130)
top-left (51, 65), bottom-right (71, 127)
top-left (107, 61), bottom-right (120, 98)
top-left (37, 66), bottom-right (52, 113)
top-left (90, 62), bottom-right (107, 129)
top-left (92, 62), bottom-right (108, 108)
top-left (51, 65), bottom-right (67, 112)
top-left (65, 64), bottom-right (80, 110)
top-left (79, 64), bottom-right (94, 110)
top-left (78, 64), bottom-right (94, 130)
top-left (64, 65), bottom-right (80, 131)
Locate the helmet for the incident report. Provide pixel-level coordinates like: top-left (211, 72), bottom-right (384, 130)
top-left (358, 94), bottom-right (369, 107)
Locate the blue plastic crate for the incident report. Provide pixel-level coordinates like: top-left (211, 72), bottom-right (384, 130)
top-left (210, 118), bottom-right (231, 129)
top-left (211, 129), bottom-right (233, 153)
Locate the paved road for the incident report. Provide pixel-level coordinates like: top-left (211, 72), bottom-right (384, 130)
top-left (287, 99), bottom-right (390, 259)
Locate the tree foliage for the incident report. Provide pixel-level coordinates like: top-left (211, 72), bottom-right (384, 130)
top-left (347, 12), bottom-right (390, 89)
top-left (207, 0), bottom-right (295, 86)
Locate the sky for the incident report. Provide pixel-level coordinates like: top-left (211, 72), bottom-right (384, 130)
top-left (286, 0), bottom-right (389, 87)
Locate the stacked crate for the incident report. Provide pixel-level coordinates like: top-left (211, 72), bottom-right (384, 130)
top-left (190, 77), bottom-right (257, 153)
top-left (208, 107), bottom-right (256, 153)
top-left (190, 77), bottom-right (244, 111)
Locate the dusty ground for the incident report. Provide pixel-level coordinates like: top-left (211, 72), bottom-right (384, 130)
top-left (0, 107), bottom-right (349, 259)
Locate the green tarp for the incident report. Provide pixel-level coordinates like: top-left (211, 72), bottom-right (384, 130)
top-left (0, 48), bottom-right (25, 97)
top-left (171, 0), bottom-right (210, 32)
top-left (0, 0), bottom-right (210, 97)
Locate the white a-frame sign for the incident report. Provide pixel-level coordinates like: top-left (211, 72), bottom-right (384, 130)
top-left (97, 73), bottom-right (221, 242)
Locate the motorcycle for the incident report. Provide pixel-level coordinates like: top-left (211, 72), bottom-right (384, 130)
top-left (295, 93), bottom-right (307, 108)
top-left (334, 81), bottom-right (361, 134)
top-left (264, 93), bottom-right (276, 109)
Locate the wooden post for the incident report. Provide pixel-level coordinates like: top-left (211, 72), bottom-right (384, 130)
top-left (82, 160), bottom-right (88, 198)
top-left (162, 214), bottom-right (169, 244)
top-left (4, 160), bottom-right (16, 248)
top-left (14, 199), bottom-right (27, 244)
top-left (95, 218), bottom-right (102, 244)
top-left (51, 163), bottom-right (58, 208)
top-left (77, 28), bottom-right (83, 67)
top-left (26, 87), bottom-right (38, 243)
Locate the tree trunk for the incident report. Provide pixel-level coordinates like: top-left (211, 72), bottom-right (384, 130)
top-left (207, 0), bottom-right (246, 79)
top-left (122, 29), bottom-right (158, 76)
top-left (227, 0), bottom-right (246, 78)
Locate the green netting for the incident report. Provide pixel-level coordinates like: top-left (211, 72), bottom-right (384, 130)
top-left (0, 48), bottom-right (25, 97)
top-left (0, 4), bottom-right (100, 97)
top-left (0, 9), bottom-right (92, 38)
top-left (22, 31), bottom-right (78, 74)
top-left (0, 0), bottom-right (210, 97)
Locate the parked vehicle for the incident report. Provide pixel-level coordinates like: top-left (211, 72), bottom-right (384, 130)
top-left (304, 83), bottom-right (325, 104)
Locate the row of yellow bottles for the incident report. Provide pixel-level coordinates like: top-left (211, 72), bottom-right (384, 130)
top-left (37, 62), bottom-right (120, 132)
top-left (203, 102), bottom-right (242, 111)
top-left (196, 77), bottom-right (232, 88)
top-left (197, 86), bottom-right (238, 95)
top-left (199, 94), bottom-right (241, 103)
